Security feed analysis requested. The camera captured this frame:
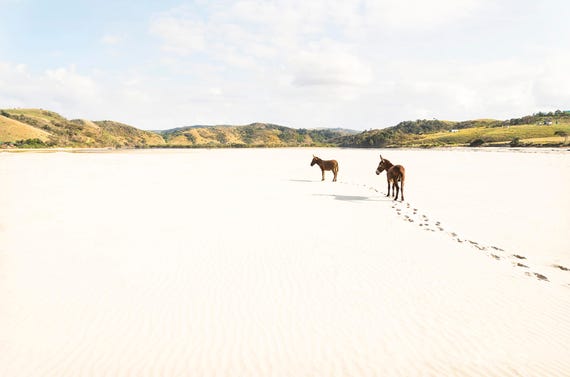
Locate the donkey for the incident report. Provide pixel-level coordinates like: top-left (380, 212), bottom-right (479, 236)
top-left (310, 155), bottom-right (339, 182)
top-left (375, 155), bottom-right (405, 201)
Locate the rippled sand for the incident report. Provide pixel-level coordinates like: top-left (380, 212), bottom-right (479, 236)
top-left (1, 148), bottom-right (569, 376)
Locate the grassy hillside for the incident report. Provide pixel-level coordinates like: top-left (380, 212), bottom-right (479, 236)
top-left (94, 120), bottom-right (165, 147)
top-left (339, 111), bottom-right (570, 148)
top-left (1, 108), bottom-right (354, 149)
top-left (158, 123), bottom-right (355, 147)
top-left (2, 107), bottom-right (569, 149)
top-left (0, 114), bottom-right (51, 142)
top-left (0, 109), bottom-right (166, 148)
top-left (405, 123), bottom-right (570, 147)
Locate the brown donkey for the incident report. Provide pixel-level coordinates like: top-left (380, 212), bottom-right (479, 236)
top-left (375, 155), bottom-right (405, 201)
top-left (310, 155), bottom-right (339, 182)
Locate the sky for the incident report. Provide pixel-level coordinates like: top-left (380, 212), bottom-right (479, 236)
top-left (0, 0), bottom-right (569, 130)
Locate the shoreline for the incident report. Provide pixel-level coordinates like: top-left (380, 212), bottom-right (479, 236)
top-left (0, 147), bottom-right (117, 153)
top-left (2, 145), bottom-right (569, 154)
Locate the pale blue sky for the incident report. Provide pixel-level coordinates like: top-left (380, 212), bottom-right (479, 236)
top-left (1, 0), bottom-right (569, 130)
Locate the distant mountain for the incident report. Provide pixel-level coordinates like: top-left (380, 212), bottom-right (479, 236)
top-left (158, 123), bottom-right (357, 147)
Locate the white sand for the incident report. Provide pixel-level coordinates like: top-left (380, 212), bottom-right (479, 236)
top-left (1, 148), bottom-right (569, 376)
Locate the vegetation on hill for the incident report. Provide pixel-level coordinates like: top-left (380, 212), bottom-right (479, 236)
top-left (1, 108), bottom-right (569, 149)
top-left (0, 112), bottom-right (51, 142)
top-left (0, 108), bottom-right (355, 149)
top-left (0, 109), bottom-right (164, 148)
top-left (338, 111), bottom-right (570, 148)
top-left (158, 123), bottom-right (356, 148)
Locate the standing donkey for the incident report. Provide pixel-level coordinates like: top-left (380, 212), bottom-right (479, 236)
top-left (375, 155), bottom-right (405, 201)
top-left (310, 155), bottom-right (339, 182)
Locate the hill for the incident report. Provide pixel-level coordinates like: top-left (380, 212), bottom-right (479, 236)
top-left (2, 108), bottom-right (569, 149)
top-left (337, 111), bottom-right (570, 148)
top-left (0, 109), bottom-right (355, 149)
top-left (0, 113), bottom-right (52, 142)
top-left (0, 109), bottom-right (165, 148)
top-left (158, 123), bottom-right (357, 147)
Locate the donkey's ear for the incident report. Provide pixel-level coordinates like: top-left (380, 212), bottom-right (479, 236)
top-left (313, 154), bottom-right (315, 157)
top-left (380, 154), bottom-right (383, 161)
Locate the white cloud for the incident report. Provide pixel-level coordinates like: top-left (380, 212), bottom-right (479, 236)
top-left (0, 63), bottom-right (102, 117)
top-left (291, 49), bottom-right (372, 87)
top-left (45, 66), bottom-right (99, 97)
top-left (148, 2), bottom-right (374, 93)
top-left (0, 63), bottom-right (101, 106)
top-left (379, 58), bottom-right (545, 121)
top-left (2, 0), bottom-right (569, 130)
top-left (532, 52), bottom-right (570, 110)
top-left (114, 2), bottom-right (570, 127)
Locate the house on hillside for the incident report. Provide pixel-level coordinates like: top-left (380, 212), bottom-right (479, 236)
top-left (450, 129), bottom-right (459, 133)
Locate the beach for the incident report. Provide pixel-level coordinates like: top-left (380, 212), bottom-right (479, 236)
top-left (1, 148), bottom-right (569, 376)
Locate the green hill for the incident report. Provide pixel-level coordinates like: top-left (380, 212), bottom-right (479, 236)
top-left (338, 111), bottom-right (570, 148)
top-left (0, 113), bottom-right (52, 142)
top-left (158, 123), bottom-right (356, 147)
top-left (2, 107), bottom-right (569, 149)
top-left (0, 109), bottom-right (165, 148)
top-left (0, 109), bottom-right (355, 149)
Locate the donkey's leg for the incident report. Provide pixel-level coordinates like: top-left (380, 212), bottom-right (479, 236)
top-left (333, 167), bottom-right (338, 182)
top-left (400, 178), bottom-right (405, 201)
top-left (386, 179), bottom-right (391, 197)
top-left (321, 169), bottom-right (325, 181)
top-left (393, 181), bottom-right (400, 200)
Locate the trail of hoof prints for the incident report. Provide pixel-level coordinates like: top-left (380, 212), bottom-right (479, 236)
top-left (387, 198), bottom-right (567, 286)
top-left (358, 183), bottom-right (568, 285)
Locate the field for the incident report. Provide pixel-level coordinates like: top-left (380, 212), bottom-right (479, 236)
top-left (405, 123), bottom-right (570, 147)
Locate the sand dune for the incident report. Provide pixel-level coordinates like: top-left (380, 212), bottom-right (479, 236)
top-left (1, 148), bottom-right (569, 376)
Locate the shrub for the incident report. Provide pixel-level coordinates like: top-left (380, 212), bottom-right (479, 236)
top-left (510, 137), bottom-right (521, 147)
top-left (469, 138), bottom-right (485, 147)
top-left (14, 138), bottom-right (47, 148)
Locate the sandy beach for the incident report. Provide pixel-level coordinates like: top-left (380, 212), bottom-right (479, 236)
top-left (1, 148), bottom-right (569, 376)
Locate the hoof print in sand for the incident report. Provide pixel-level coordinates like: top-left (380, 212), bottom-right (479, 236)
top-left (553, 264), bottom-right (570, 272)
top-left (526, 272), bottom-right (549, 282)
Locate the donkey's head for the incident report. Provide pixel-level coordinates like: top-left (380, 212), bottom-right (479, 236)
top-left (375, 155), bottom-right (391, 175)
top-left (310, 155), bottom-right (320, 166)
